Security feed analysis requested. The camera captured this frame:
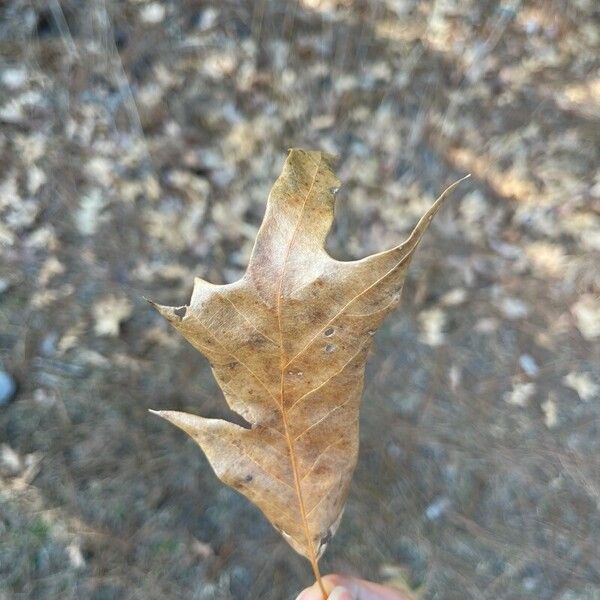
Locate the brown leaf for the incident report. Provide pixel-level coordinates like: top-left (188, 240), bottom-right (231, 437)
top-left (150, 149), bottom-right (467, 583)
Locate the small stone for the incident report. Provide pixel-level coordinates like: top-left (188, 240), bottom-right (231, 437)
top-left (0, 371), bottom-right (17, 406)
top-left (0, 100), bottom-right (24, 123)
top-left (1, 67), bottom-right (28, 89)
top-left (519, 354), bottom-right (539, 377)
top-left (425, 496), bottom-right (451, 521)
top-left (76, 189), bottom-right (109, 235)
top-left (475, 317), bottom-right (499, 333)
top-left (197, 8), bottom-right (219, 30)
top-left (140, 3), bottom-right (166, 24)
top-left (93, 295), bottom-right (133, 337)
top-left (191, 538), bottom-right (214, 559)
top-left (33, 388), bottom-right (56, 407)
top-left (498, 297), bottom-right (530, 320)
top-left (562, 372), bottom-right (599, 402)
top-left (418, 308), bottom-right (447, 346)
top-left (449, 365), bottom-right (461, 390)
top-left (28, 165), bottom-right (46, 195)
top-left (441, 287), bottom-right (467, 306)
top-left (40, 332), bottom-right (58, 356)
top-left (0, 278), bottom-right (12, 295)
top-left (504, 382), bottom-right (536, 406)
top-left (1, 444), bottom-right (21, 473)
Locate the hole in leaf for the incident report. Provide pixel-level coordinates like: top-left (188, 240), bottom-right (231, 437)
top-left (320, 528), bottom-right (332, 547)
top-left (325, 344), bottom-right (335, 353)
top-left (324, 327), bottom-right (335, 337)
top-left (174, 306), bottom-right (187, 318)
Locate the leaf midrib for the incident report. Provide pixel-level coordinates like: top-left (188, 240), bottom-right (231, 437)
top-left (275, 155), bottom-right (323, 574)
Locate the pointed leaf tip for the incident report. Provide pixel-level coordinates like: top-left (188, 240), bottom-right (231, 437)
top-left (144, 297), bottom-right (159, 309)
top-left (148, 301), bottom-right (188, 323)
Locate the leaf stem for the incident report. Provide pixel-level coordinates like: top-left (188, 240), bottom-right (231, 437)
top-left (281, 411), bottom-right (327, 598)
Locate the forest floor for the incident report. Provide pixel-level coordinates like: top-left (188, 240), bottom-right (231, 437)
top-left (1, 1), bottom-right (599, 599)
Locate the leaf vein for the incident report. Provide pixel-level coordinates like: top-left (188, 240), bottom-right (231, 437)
top-left (300, 439), bottom-right (343, 482)
top-left (219, 293), bottom-right (278, 345)
top-left (195, 320), bottom-right (279, 406)
top-left (284, 254), bottom-right (411, 369)
top-left (293, 395), bottom-right (353, 442)
top-left (236, 446), bottom-right (294, 491)
top-left (287, 340), bottom-right (369, 413)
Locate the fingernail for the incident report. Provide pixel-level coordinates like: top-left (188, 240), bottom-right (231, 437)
top-left (329, 586), bottom-right (352, 600)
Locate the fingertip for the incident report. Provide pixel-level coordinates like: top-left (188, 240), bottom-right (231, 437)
top-left (321, 574), bottom-right (345, 592)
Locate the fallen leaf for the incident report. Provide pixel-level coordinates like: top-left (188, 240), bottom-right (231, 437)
top-left (562, 372), bottom-right (599, 402)
top-left (418, 307), bottom-right (447, 346)
top-left (76, 189), bottom-right (109, 236)
top-left (1, 444), bottom-right (22, 474)
top-left (38, 256), bottom-right (65, 286)
top-left (57, 323), bottom-right (85, 354)
top-left (66, 543), bottom-right (86, 569)
top-left (93, 295), bottom-right (133, 337)
top-left (541, 396), bottom-right (558, 429)
top-left (441, 287), bottom-right (468, 306)
top-left (571, 295), bottom-right (600, 341)
top-left (191, 538), bottom-right (214, 560)
top-left (150, 149), bottom-right (467, 587)
top-left (525, 241), bottom-right (567, 278)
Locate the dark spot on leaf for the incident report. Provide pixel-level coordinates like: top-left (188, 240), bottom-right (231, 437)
top-left (325, 344), bottom-right (335, 353)
top-left (244, 474), bottom-right (253, 483)
top-left (248, 332), bottom-right (266, 346)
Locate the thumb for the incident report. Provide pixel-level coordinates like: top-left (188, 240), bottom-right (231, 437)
top-left (328, 586), bottom-right (354, 600)
top-left (296, 583), bottom-right (354, 600)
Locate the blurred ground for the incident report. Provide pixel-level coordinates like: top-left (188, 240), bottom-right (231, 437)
top-left (1, 1), bottom-right (599, 599)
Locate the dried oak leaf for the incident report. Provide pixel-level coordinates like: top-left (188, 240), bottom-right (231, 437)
top-left (150, 149), bottom-right (467, 580)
